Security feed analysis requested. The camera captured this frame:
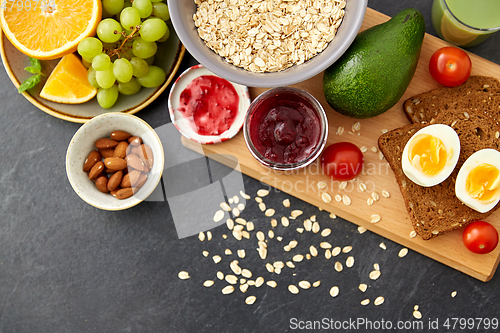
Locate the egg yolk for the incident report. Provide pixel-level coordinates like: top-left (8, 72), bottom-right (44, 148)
top-left (466, 163), bottom-right (500, 203)
top-left (408, 134), bottom-right (447, 176)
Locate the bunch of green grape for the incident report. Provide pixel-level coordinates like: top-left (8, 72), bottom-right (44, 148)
top-left (77, 0), bottom-right (171, 108)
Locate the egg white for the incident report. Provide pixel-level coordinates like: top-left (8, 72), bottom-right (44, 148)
top-left (455, 149), bottom-right (500, 213)
top-left (402, 124), bottom-right (460, 187)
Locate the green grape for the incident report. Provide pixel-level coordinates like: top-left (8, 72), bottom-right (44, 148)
top-left (132, 0), bottom-right (153, 18)
top-left (113, 58), bottom-right (134, 83)
top-left (152, 2), bottom-right (169, 21)
top-left (82, 58), bottom-right (92, 69)
top-left (132, 37), bottom-right (157, 59)
top-left (77, 37), bottom-right (103, 60)
top-left (96, 67), bottom-right (116, 89)
top-left (97, 19), bottom-right (123, 43)
top-left (97, 86), bottom-right (119, 109)
top-left (92, 53), bottom-right (111, 71)
top-left (137, 66), bottom-right (166, 88)
top-left (139, 18), bottom-right (167, 42)
top-left (157, 27), bottom-right (170, 42)
top-left (144, 55), bottom-right (155, 65)
top-left (103, 0), bottom-right (124, 15)
top-left (118, 77), bottom-right (142, 95)
top-left (130, 57), bottom-right (149, 77)
top-left (120, 7), bottom-right (141, 30)
top-left (87, 68), bottom-right (100, 88)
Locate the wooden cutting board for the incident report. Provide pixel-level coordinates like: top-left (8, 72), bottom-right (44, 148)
top-left (181, 7), bottom-right (500, 281)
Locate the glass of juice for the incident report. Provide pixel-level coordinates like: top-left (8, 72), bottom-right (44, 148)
top-left (431, 0), bottom-right (500, 47)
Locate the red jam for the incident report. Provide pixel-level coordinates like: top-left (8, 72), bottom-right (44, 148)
top-left (249, 91), bottom-right (321, 164)
top-left (178, 75), bottom-right (239, 136)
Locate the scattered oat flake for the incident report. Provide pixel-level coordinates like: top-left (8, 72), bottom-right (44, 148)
top-left (178, 271), bottom-right (190, 280)
top-left (312, 281), bottom-right (321, 288)
top-left (245, 296), bottom-right (257, 305)
top-left (325, 250), bottom-right (332, 260)
top-left (369, 270), bottom-right (381, 280)
top-left (220, 202), bottom-right (231, 211)
top-left (222, 234), bottom-right (227, 239)
top-left (374, 296), bottom-right (385, 306)
top-left (268, 230), bottom-right (274, 238)
top-left (398, 248), bottom-right (409, 258)
top-left (297, 228), bottom-right (304, 233)
top-left (361, 299), bottom-right (370, 306)
top-left (293, 254), bottom-right (304, 262)
top-left (339, 181), bottom-right (348, 190)
top-left (334, 194), bottom-right (342, 202)
top-left (321, 228), bottom-right (332, 237)
top-left (255, 197), bottom-right (263, 203)
top-left (237, 249), bottom-right (246, 258)
top-left (203, 280), bottom-right (214, 287)
top-left (336, 126), bottom-right (344, 135)
top-left (299, 281), bottom-right (311, 289)
top-left (382, 190), bottom-right (390, 198)
top-left (317, 181), bottom-right (327, 190)
top-left (213, 210), bottom-right (224, 223)
top-left (240, 191), bottom-right (251, 200)
top-left (281, 216), bottom-right (290, 227)
top-left (413, 310), bottom-right (422, 319)
top-left (271, 219), bottom-right (278, 228)
top-left (371, 214), bottom-right (381, 223)
top-left (360, 146), bottom-right (368, 153)
top-left (322, 192), bottom-right (332, 203)
top-left (342, 246), bottom-right (352, 253)
top-left (312, 222), bottom-right (320, 233)
top-left (283, 199), bottom-right (290, 207)
top-left (371, 192), bottom-right (380, 201)
top-left (374, 263), bottom-right (380, 271)
top-left (330, 286), bottom-right (339, 297)
top-left (259, 202), bottom-right (266, 212)
top-left (410, 231), bottom-right (417, 238)
top-left (267, 281), bottom-right (277, 288)
top-left (246, 222), bottom-right (255, 231)
top-left (217, 271), bottom-right (224, 280)
top-left (358, 226), bottom-right (367, 234)
top-left (288, 285), bottom-right (300, 294)
top-left (332, 247), bottom-right (341, 257)
top-left (330, 213), bottom-right (337, 219)
top-left (342, 195), bottom-right (351, 206)
top-left (367, 198), bottom-right (374, 206)
top-left (291, 210), bottom-right (303, 218)
top-left (381, 129), bottom-right (388, 134)
top-left (320, 242), bottom-right (332, 249)
top-left (265, 208), bottom-right (275, 217)
top-left (359, 284), bottom-right (367, 292)
top-left (451, 291), bottom-right (457, 298)
top-left (225, 249), bottom-right (232, 256)
top-left (304, 219), bottom-right (312, 231)
top-left (255, 277), bottom-right (265, 287)
top-left (379, 243), bottom-right (386, 250)
top-left (242, 269), bottom-right (252, 279)
top-left (232, 207), bottom-right (240, 217)
top-left (286, 261), bottom-right (295, 268)
top-left (358, 183), bottom-right (367, 192)
top-left (334, 261), bottom-right (343, 272)
top-left (371, 146), bottom-right (378, 153)
top-left (346, 256), bottom-right (354, 268)
top-left (225, 275), bottom-right (238, 284)
top-left (222, 286), bottom-right (234, 295)
top-left (202, 251), bottom-right (209, 257)
top-left (257, 189), bottom-right (270, 197)
top-left (310, 245), bottom-right (318, 257)
top-left (213, 255), bottom-right (222, 264)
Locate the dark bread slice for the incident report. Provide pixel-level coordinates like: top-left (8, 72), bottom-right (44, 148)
top-left (379, 109), bottom-right (500, 240)
top-left (403, 76), bottom-right (500, 124)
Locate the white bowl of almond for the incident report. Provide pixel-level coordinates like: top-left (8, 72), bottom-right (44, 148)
top-left (168, 0), bottom-right (368, 87)
top-left (66, 113), bottom-right (164, 211)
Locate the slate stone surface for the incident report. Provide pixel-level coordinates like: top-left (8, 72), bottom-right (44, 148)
top-left (1, 1), bottom-right (499, 332)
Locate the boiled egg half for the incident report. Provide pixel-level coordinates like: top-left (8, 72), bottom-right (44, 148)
top-left (402, 124), bottom-right (460, 187)
top-left (455, 149), bottom-right (500, 213)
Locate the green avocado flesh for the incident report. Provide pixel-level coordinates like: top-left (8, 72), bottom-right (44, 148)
top-left (323, 8), bottom-right (426, 119)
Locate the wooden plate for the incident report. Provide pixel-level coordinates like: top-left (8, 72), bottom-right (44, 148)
top-left (0, 21), bottom-right (185, 123)
top-left (181, 8), bottom-right (500, 282)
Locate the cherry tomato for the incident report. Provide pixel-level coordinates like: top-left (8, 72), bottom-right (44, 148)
top-left (462, 221), bottom-right (499, 254)
top-left (320, 142), bottom-right (363, 181)
top-left (429, 47), bottom-right (471, 87)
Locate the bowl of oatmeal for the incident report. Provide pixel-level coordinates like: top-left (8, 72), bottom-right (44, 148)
top-left (167, 0), bottom-right (367, 87)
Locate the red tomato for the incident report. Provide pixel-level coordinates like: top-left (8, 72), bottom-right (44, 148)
top-left (429, 47), bottom-right (471, 87)
top-left (462, 221), bottom-right (499, 254)
top-left (321, 142), bottom-right (363, 181)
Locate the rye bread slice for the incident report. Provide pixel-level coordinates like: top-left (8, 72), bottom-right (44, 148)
top-left (403, 76), bottom-right (500, 124)
top-left (379, 109), bottom-right (500, 240)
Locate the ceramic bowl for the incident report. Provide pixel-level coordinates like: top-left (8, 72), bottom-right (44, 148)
top-left (0, 19), bottom-right (185, 123)
top-left (167, 0), bottom-right (367, 87)
top-left (168, 64), bottom-right (250, 144)
top-left (66, 113), bottom-right (164, 210)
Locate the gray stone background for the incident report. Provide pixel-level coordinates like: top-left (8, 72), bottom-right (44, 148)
top-left (1, 0), bottom-right (499, 332)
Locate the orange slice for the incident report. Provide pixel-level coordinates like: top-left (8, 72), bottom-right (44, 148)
top-left (40, 53), bottom-right (97, 104)
top-left (0, 0), bottom-right (102, 60)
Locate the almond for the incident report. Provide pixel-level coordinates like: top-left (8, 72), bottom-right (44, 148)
top-left (104, 157), bottom-right (127, 171)
top-left (115, 187), bottom-right (134, 200)
top-left (126, 145), bottom-right (141, 156)
top-left (98, 148), bottom-right (115, 158)
top-left (95, 175), bottom-right (109, 193)
top-left (95, 138), bottom-right (118, 149)
top-left (128, 136), bottom-right (143, 146)
top-left (107, 170), bottom-right (123, 192)
top-left (125, 154), bottom-right (145, 171)
top-left (113, 141), bottom-right (129, 159)
top-left (121, 170), bottom-right (141, 188)
top-left (83, 150), bottom-right (101, 172)
top-left (134, 173), bottom-right (148, 190)
top-left (88, 161), bottom-right (104, 180)
top-left (110, 130), bottom-right (132, 141)
top-left (139, 144), bottom-right (154, 169)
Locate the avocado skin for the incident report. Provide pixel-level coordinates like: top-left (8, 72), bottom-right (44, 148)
top-left (323, 8), bottom-right (426, 119)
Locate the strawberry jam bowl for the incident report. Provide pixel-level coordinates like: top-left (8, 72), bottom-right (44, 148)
top-left (243, 87), bottom-right (328, 171)
top-left (168, 64), bottom-right (251, 144)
